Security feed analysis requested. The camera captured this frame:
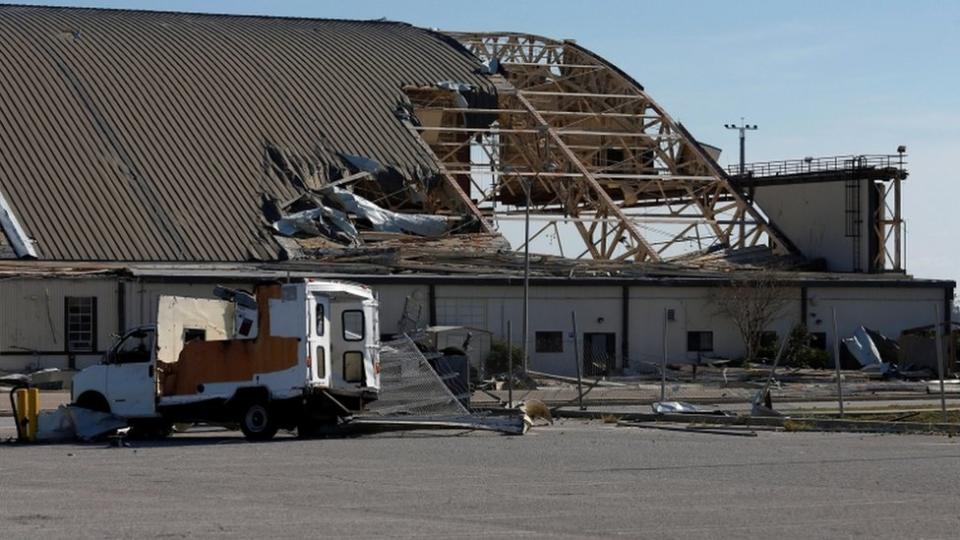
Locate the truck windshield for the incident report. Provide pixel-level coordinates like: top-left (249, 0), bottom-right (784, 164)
top-left (112, 329), bottom-right (155, 364)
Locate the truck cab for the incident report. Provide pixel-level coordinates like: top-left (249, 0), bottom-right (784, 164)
top-left (71, 325), bottom-right (158, 418)
top-left (71, 279), bottom-right (380, 440)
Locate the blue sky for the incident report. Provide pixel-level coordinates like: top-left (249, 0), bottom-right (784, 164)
top-left (10, 1), bottom-right (960, 284)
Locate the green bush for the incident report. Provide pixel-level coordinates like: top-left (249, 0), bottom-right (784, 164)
top-left (486, 340), bottom-right (526, 375)
top-left (755, 325), bottom-right (830, 369)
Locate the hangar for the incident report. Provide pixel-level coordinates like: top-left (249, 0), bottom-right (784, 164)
top-left (0, 5), bottom-right (952, 377)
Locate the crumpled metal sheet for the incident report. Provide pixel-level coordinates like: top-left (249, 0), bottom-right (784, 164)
top-left (843, 326), bottom-right (891, 375)
top-left (328, 187), bottom-right (447, 237)
top-left (270, 186), bottom-right (447, 243)
top-left (35, 405), bottom-right (128, 442)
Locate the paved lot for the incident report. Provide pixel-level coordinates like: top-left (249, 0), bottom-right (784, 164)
top-left (1, 421), bottom-right (959, 539)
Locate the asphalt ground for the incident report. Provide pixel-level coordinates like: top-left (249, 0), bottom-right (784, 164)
top-left (1, 420), bottom-right (959, 539)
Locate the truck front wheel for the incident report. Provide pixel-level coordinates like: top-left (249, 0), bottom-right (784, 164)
top-left (240, 401), bottom-right (278, 441)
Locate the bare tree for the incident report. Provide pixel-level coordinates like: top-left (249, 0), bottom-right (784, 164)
top-left (710, 272), bottom-right (793, 364)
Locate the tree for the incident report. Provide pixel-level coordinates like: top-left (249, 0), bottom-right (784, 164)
top-left (709, 272), bottom-right (793, 364)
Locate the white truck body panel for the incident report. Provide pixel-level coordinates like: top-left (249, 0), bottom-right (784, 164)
top-left (71, 279), bottom-right (380, 424)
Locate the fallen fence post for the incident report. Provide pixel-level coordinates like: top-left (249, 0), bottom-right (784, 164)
top-left (571, 311), bottom-right (585, 410)
top-left (832, 307), bottom-right (845, 417)
top-left (934, 303), bottom-right (948, 423)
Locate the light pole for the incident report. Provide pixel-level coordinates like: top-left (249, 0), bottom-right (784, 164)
top-left (521, 177), bottom-right (531, 374)
top-left (724, 118), bottom-right (757, 175)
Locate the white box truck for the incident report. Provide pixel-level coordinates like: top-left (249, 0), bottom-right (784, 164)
top-left (70, 279), bottom-right (380, 441)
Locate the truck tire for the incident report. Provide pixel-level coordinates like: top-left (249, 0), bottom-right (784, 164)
top-left (240, 401), bottom-right (278, 441)
top-left (75, 392), bottom-right (110, 413)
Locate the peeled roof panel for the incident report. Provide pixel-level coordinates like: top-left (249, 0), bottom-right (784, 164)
top-left (0, 6), bottom-right (492, 261)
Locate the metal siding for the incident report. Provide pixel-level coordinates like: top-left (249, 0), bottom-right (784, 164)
top-left (0, 277), bottom-right (117, 354)
top-left (0, 6), bottom-right (492, 262)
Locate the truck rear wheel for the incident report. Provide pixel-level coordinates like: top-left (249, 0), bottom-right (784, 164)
top-left (240, 401), bottom-right (278, 441)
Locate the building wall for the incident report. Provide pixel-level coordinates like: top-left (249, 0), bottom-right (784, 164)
top-left (755, 180), bottom-right (871, 272)
top-left (627, 286), bottom-right (802, 369)
top-left (0, 276), bottom-right (118, 370)
top-left (805, 286), bottom-right (945, 356)
top-left (431, 285), bottom-right (623, 377)
top-left (0, 275), bottom-right (950, 377)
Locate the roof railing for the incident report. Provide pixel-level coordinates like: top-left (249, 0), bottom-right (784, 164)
top-left (726, 154), bottom-right (905, 178)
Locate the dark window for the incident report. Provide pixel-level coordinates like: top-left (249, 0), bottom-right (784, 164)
top-left (760, 331), bottom-right (778, 348)
top-left (183, 328), bottom-right (206, 344)
top-left (315, 303), bottom-right (325, 337)
top-left (687, 331), bottom-right (714, 352)
top-left (343, 351), bottom-right (364, 383)
top-left (810, 332), bottom-right (827, 350)
top-left (342, 310), bottom-right (364, 342)
top-left (535, 331), bottom-right (564, 353)
top-left (65, 297), bottom-right (97, 352)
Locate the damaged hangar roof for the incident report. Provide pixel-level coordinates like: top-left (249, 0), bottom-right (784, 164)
top-left (0, 5), bottom-right (494, 261)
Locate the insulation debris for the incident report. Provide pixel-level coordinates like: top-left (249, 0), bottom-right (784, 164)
top-left (267, 186), bottom-right (448, 248)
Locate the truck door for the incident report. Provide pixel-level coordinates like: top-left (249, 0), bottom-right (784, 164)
top-left (310, 294), bottom-right (331, 385)
top-left (105, 328), bottom-right (158, 417)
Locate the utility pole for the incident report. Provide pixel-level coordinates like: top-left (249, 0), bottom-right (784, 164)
top-left (724, 118), bottom-right (758, 175)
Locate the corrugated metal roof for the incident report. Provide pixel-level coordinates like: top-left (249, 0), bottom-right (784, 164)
top-left (0, 5), bottom-right (493, 262)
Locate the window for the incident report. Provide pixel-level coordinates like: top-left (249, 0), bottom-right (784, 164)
top-left (315, 346), bottom-right (326, 378)
top-left (535, 331), bottom-right (563, 353)
top-left (687, 331), bottom-right (714, 352)
top-left (65, 297), bottom-right (97, 352)
top-left (113, 329), bottom-right (155, 364)
top-left (760, 331), bottom-right (778, 348)
top-left (315, 303), bottom-right (325, 337)
top-left (343, 351), bottom-right (364, 383)
top-left (342, 310), bottom-right (364, 341)
top-left (183, 328), bottom-right (206, 344)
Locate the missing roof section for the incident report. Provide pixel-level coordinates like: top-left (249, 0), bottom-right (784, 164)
top-left (263, 145), bottom-right (469, 257)
top-left (0, 188), bottom-right (37, 258)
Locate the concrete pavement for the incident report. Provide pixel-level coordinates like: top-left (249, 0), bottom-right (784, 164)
top-left (2, 421), bottom-right (959, 538)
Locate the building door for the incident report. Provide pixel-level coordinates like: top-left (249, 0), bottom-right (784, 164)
top-left (583, 333), bottom-right (616, 377)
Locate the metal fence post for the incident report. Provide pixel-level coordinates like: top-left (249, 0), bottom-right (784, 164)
top-left (572, 311), bottom-right (584, 410)
top-left (933, 304), bottom-right (948, 423)
top-left (661, 307), bottom-right (668, 402)
top-left (506, 319), bottom-right (513, 409)
top-left (832, 307), bottom-right (844, 417)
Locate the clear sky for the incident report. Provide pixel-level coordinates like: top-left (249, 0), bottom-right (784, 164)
top-left (10, 1), bottom-right (960, 284)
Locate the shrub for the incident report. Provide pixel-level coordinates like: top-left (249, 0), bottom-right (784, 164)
top-left (486, 340), bottom-right (527, 375)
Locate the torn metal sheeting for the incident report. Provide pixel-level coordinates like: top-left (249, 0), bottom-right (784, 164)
top-left (35, 405), bottom-right (128, 442)
top-left (843, 326), bottom-right (891, 376)
top-left (651, 401), bottom-right (730, 416)
top-left (328, 187), bottom-right (448, 237)
top-left (618, 420), bottom-right (759, 437)
top-left (345, 415), bottom-right (524, 435)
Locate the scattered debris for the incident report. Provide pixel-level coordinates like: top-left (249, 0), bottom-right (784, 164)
top-left (35, 405), bottom-right (128, 443)
top-left (842, 326), bottom-right (891, 376)
top-left (519, 398), bottom-right (554, 431)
